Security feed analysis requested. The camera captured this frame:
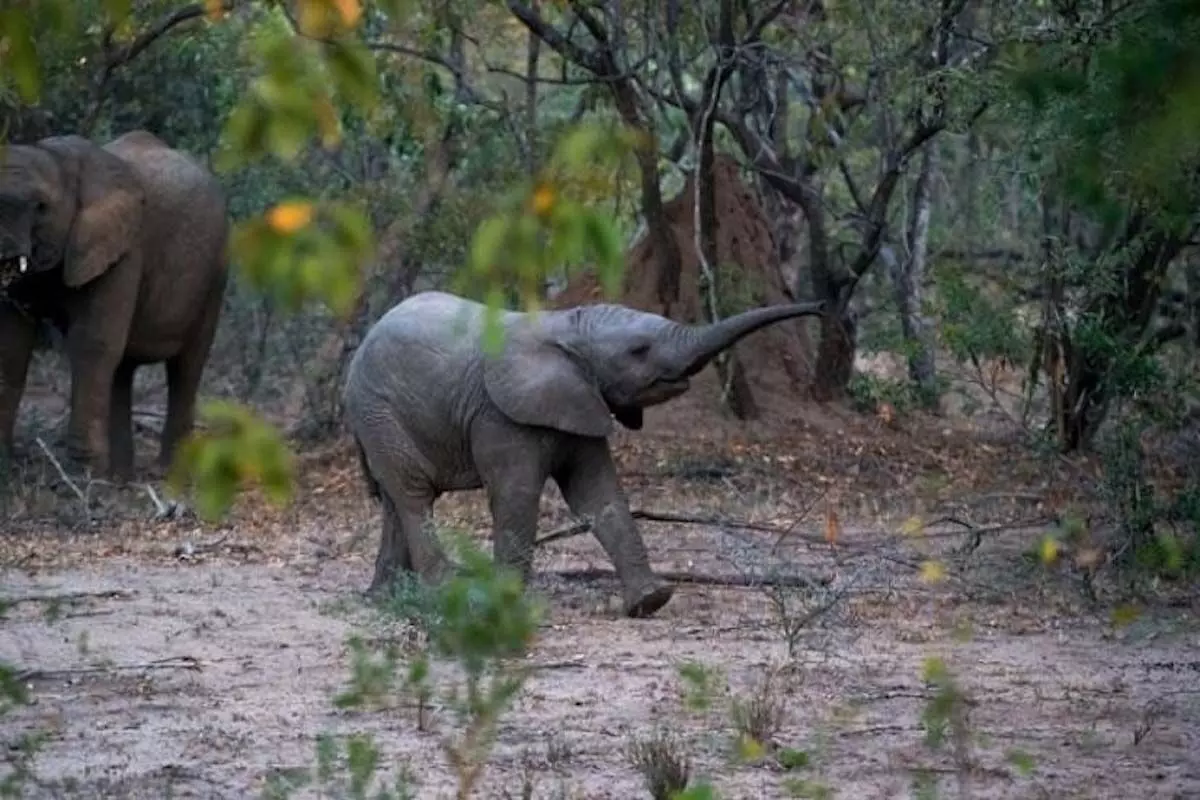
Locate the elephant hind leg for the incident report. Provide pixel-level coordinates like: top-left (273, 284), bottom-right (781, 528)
top-left (161, 278), bottom-right (224, 469)
top-left (369, 489), bottom-right (415, 593)
top-left (354, 426), bottom-right (451, 588)
top-left (108, 360), bottom-right (137, 482)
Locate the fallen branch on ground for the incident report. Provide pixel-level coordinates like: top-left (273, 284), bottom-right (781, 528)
top-left (16, 655), bottom-right (201, 682)
top-left (548, 568), bottom-right (831, 590)
top-left (1, 589), bottom-right (134, 607)
top-left (34, 436), bottom-right (89, 515)
top-left (536, 508), bottom-right (820, 547)
top-left (538, 509), bottom-right (1056, 554)
top-left (173, 534), bottom-right (229, 558)
top-left (919, 514), bottom-right (1055, 555)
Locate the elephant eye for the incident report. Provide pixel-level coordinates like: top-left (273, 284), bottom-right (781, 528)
top-left (629, 343), bottom-right (651, 358)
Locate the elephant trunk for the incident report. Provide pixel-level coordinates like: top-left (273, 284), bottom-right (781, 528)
top-left (669, 301), bottom-right (826, 378)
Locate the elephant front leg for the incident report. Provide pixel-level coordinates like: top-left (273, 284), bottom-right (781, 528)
top-left (485, 475), bottom-right (544, 584)
top-left (0, 310), bottom-right (37, 461)
top-left (64, 334), bottom-right (122, 475)
top-left (553, 439), bottom-right (674, 618)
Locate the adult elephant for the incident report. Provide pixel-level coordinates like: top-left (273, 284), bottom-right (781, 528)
top-left (0, 130), bottom-right (230, 479)
top-left (343, 290), bottom-right (825, 618)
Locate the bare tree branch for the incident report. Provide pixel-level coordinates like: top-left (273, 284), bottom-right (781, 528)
top-left (505, 0), bottom-right (607, 72)
top-left (82, 1), bottom-right (239, 134)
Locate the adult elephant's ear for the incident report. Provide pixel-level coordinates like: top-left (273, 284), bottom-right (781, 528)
top-left (482, 328), bottom-right (614, 439)
top-left (45, 136), bottom-right (145, 288)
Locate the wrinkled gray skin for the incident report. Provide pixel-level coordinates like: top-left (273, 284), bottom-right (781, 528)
top-left (343, 290), bottom-right (825, 618)
top-left (0, 130), bottom-right (230, 479)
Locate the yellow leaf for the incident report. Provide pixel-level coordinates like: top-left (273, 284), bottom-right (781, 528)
top-left (1038, 535), bottom-right (1061, 565)
top-left (823, 502), bottom-right (840, 546)
top-left (267, 201), bottom-right (315, 234)
top-left (204, 0), bottom-right (226, 20)
top-left (332, 0), bottom-right (363, 26)
top-left (735, 733), bottom-right (766, 763)
top-left (530, 182), bottom-right (556, 217)
top-left (314, 96), bottom-right (341, 148)
top-left (919, 560), bottom-right (946, 584)
top-left (899, 516), bottom-right (925, 537)
top-left (1110, 605), bottom-right (1141, 628)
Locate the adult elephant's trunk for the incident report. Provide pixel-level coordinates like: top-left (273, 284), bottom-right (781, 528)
top-left (669, 301), bottom-right (826, 378)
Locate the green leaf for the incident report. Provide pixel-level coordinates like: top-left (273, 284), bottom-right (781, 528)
top-left (167, 400), bottom-right (296, 521)
top-left (324, 37), bottom-right (379, 110)
top-left (468, 216), bottom-right (512, 278)
top-left (0, 10), bottom-right (41, 103)
top-left (102, 0), bottom-right (133, 24)
top-left (777, 748), bottom-right (810, 771)
top-left (1005, 748), bottom-right (1037, 777)
top-left (345, 734), bottom-right (380, 799)
top-left (479, 288), bottom-right (507, 356)
top-left (583, 213), bottom-right (625, 297)
top-left (671, 784), bottom-right (719, 800)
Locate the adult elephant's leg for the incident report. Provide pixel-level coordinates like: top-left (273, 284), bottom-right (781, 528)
top-left (108, 360), bottom-right (137, 481)
top-left (0, 310), bottom-right (37, 460)
top-left (552, 438), bottom-right (674, 618)
top-left (64, 263), bottom-right (138, 475)
top-left (161, 277), bottom-right (225, 468)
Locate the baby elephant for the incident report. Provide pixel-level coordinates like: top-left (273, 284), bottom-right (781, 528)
top-left (343, 290), bottom-right (825, 618)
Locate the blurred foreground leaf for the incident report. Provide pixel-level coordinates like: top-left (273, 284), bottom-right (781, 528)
top-left (231, 199), bottom-right (373, 316)
top-left (215, 11), bottom-right (377, 171)
top-left (458, 121), bottom-right (636, 346)
top-left (167, 400), bottom-right (295, 521)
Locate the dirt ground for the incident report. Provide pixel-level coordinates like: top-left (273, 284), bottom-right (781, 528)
top-left (3, 377), bottom-right (1200, 799)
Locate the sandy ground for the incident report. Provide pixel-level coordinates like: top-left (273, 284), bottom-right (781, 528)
top-left (4, 502), bottom-right (1199, 800)
top-left (3, 363), bottom-right (1200, 799)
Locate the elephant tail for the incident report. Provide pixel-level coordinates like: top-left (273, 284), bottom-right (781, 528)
top-left (353, 435), bottom-right (381, 502)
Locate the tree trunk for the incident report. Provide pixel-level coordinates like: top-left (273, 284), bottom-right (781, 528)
top-left (812, 312), bottom-right (857, 402)
top-left (608, 79), bottom-right (681, 315)
top-left (694, 9), bottom-right (757, 419)
top-left (890, 142), bottom-right (940, 408)
top-left (1051, 222), bottom-right (1186, 451)
top-left (523, 0), bottom-right (541, 178)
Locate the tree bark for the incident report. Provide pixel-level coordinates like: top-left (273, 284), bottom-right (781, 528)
top-left (692, 0), bottom-right (757, 418)
top-left (890, 141), bottom-right (940, 408)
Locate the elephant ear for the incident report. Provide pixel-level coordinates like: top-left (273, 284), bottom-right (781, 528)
top-left (482, 327), bottom-right (614, 439)
top-left (45, 137), bottom-right (145, 288)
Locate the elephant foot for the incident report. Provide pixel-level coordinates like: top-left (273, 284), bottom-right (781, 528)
top-left (623, 576), bottom-right (675, 618)
top-left (65, 441), bottom-right (108, 478)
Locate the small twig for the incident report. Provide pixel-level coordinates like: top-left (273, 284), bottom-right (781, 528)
top-left (143, 483), bottom-right (168, 516)
top-left (1, 589), bottom-right (134, 607)
top-left (174, 534), bottom-right (229, 558)
top-left (17, 655), bottom-right (202, 682)
top-left (536, 520), bottom-right (592, 546)
top-left (34, 437), bottom-right (88, 511)
top-left (144, 483), bottom-right (192, 521)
